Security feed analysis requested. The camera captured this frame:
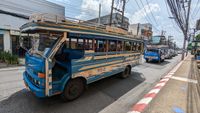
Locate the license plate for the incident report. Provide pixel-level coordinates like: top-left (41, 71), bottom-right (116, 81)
top-left (148, 56), bottom-right (154, 59)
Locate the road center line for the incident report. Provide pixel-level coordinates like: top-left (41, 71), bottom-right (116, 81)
top-left (170, 76), bottom-right (198, 84)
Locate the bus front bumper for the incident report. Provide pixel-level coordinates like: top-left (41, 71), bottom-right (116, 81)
top-left (23, 72), bottom-right (45, 98)
top-left (144, 56), bottom-right (159, 61)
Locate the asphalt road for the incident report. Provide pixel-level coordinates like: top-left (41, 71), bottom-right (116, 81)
top-left (0, 55), bottom-right (181, 113)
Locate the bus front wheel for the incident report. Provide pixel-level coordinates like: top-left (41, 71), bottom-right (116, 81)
top-left (120, 66), bottom-right (131, 78)
top-left (61, 78), bottom-right (85, 101)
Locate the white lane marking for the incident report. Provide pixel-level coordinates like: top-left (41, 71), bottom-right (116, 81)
top-left (127, 111), bottom-right (141, 113)
top-left (170, 76), bottom-right (198, 84)
top-left (148, 88), bottom-right (160, 94)
top-left (155, 82), bottom-right (166, 87)
top-left (137, 97), bottom-right (152, 104)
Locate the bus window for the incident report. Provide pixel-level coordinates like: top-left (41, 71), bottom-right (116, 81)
top-left (124, 41), bottom-right (131, 51)
top-left (96, 40), bottom-right (105, 52)
top-left (134, 42), bottom-right (137, 51)
top-left (85, 39), bottom-right (93, 50)
top-left (77, 39), bottom-right (84, 49)
top-left (109, 40), bottom-right (117, 52)
top-left (117, 41), bottom-right (122, 51)
top-left (138, 42), bottom-right (142, 51)
top-left (136, 42), bottom-right (139, 51)
top-left (130, 42), bottom-right (133, 51)
top-left (69, 38), bottom-right (85, 50)
top-left (70, 38), bottom-right (77, 49)
top-left (66, 38), bottom-right (70, 48)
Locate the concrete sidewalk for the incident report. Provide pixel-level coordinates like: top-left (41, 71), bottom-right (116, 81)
top-left (143, 55), bottom-right (200, 113)
top-left (100, 55), bottom-right (181, 113)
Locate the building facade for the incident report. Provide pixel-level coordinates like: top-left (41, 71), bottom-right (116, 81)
top-left (128, 23), bottom-right (152, 50)
top-left (87, 13), bottom-right (129, 31)
top-left (0, 0), bottom-right (65, 56)
top-left (128, 23), bottom-right (152, 40)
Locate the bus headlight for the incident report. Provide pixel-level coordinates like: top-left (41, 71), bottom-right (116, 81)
top-left (35, 80), bottom-right (40, 86)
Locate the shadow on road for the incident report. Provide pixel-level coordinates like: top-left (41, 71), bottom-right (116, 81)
top-left (0, 72), bottom-right (145, 113)
top-left (146, 60), bottom-right (171, 66)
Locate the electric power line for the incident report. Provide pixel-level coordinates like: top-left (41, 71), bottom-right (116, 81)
top-left (134, 0), bottom-right (160, 32)
top-left (145, 0), bottom-right (160, 26)
top-left (164, 0), bottom-right (182, 33)
top-left (137, 0), bottom-right (154, 25)
top-left (191, 0), bottom-right (200, 17)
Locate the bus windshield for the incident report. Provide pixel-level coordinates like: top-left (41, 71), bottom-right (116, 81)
top-left (24, 33), bottom-right (60, 57)
top-left (151, 36), bottom-right (161, 44)
top-left (147, 49), bottom-right (159, 53)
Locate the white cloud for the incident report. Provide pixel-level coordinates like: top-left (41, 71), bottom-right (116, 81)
top-left (127, 3), bottom-right (161, 24)
top-left (155, 15), bottom-right (161, 20)
top-left (76, 0), bottom-right (111, 20)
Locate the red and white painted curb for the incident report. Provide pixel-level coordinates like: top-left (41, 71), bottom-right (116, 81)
top-left (127, 58), bottom-right (186, 113)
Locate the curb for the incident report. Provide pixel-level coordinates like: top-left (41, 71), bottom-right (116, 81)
top-left (127, 57), bottom-right (187, 113)
top-left (0, 66), bottom-right (25, 72)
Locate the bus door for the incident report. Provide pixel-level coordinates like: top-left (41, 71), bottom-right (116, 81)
top-left (44, 32), bottom-right (67, 96)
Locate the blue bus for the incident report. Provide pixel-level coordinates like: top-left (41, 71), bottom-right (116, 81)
top-left (20, 14), bottom-right (143, 101)
top-left (144, 48), bottom-right (165, 63)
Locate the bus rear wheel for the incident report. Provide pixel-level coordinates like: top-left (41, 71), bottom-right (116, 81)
top-left (61, 78), bottom-right (85, 101)
top-left (120, 66), bottom-right (131, 78)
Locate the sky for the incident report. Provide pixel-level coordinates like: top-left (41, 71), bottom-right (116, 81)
top-left (47, 0), bottom-right (200, 48)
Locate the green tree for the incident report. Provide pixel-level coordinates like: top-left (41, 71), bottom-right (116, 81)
top-left (195, 34), bottom-right (200, 40)
top-left (187, 43), bottom-right (192, 50)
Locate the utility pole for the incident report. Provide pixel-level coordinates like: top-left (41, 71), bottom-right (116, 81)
top-left (166, 0), bottom-right (192, 60)
top-left (121, 0), bottom-right (126, 28)
top-left (98, 3), bottom-right (101, 25)
top-left (182, 0), bottom-right (191, 59)
top-left (136, 23), bottom-right (140, 36)
top-left (109, 0), bottom-right (126, 28)
top-left (109, 0), bottom-right (114, 26)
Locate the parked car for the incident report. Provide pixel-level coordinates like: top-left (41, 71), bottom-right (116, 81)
top-left (178, 50), bottom-right (183, 54)
top-left (171, 49), bottom-right (176, 57)
top-left (165, 49), bottom-right (173, 59)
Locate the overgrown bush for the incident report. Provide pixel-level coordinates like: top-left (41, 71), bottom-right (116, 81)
top-left (0, 51), bottom-right (19, 64)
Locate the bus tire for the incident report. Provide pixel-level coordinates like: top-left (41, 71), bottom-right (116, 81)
top-left (120, 66), bottom-right (131, 78)
top-left (146, 59), bottom-right (149, 62)
top-left (61, 78), bottom-right (85, 101)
